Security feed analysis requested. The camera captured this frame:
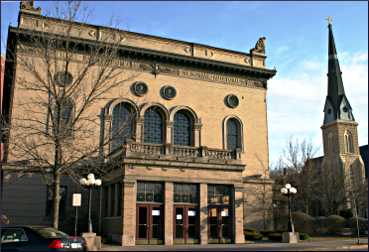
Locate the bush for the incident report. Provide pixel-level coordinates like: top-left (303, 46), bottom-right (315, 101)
top-left (244, 227), bottom-right (263, 241)
top-left (347, 217), bottom-right (368, 235)
top-left (339, 209), bottom-right (353, 219)
top-left (292, 211), bottom-right (314, 235)
top-left (313, 216), bottom-right (329, 235)
top-left (326, 215), bottom-right (346, 235)
top-left (267, 232), bottom-right (282, 242)
top-left (299, 232), bottom-right (310, 240)
top-left (245, 231), bottom-right (263, 240)
top-left (244, 227), bottom-right (257, 233)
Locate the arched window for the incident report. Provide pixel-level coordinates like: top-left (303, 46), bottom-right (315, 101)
top-left (111, 103), bottom-right (135, 151)
top-left (144, 107), bottom-right (164, 144)
top-left (173, 110), bottom-right (193, 146)
top-left (344, 131), bottom-right (354, 153)
top-left (227, 118), bottom-right (241, 151)
top-left (53, 98), bottom-right (74, 137)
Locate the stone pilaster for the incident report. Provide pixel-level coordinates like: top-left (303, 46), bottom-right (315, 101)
top-left (166, 121), bottom-right (173, 145)
top-left (121, 180), bottom-right (136, 246)
top-left (164, 182), bottom-right (174, 245)
top-left (200, 183), bottom-right (208, 245)
top-left (193, 122), bottom-right (202, 147)
top-left (135, 117), bottom-right (144, 143)
top-left (234, 185), bottom-right (245, 244)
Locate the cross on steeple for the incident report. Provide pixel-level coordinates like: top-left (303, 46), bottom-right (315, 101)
top-left (326, 16), bottom-right (333, 25)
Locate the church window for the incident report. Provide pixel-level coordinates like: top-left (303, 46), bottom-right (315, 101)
top-left (173, 110), bottom-right (193, 146)
top-left (144, 107), bottom-right (165, 144)
top-left (111, 102), bottom-right (135, 151)
top-left (344, 131), bottom-right (354, 153)
top-left (227, 118), bottom-right (241, 151)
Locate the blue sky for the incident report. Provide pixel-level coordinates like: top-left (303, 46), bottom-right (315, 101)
top-left (1, 1), bottom-right (368, 167)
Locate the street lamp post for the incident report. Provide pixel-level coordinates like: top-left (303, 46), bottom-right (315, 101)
top-left (79, 173), bottom-right (102, 233)
top-left (281, 183), bottom-right (298, 243)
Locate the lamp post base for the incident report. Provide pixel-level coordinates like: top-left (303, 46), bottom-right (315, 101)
top-left (282, 232), bottom-right (299, 243)
top-left (82, 232), bottom-right (101, 251)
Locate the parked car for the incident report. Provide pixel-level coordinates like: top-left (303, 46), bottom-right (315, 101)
top-left (0, 226), bottom-right (86, 251)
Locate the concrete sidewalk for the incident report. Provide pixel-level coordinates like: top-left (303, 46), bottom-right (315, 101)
top-left (100, 238), bottom-right (368, 251)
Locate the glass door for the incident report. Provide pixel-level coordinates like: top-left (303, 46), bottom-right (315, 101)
top-left (174, 206), bottom-right (199, 244)
top-left (136, 204), bottom-right (163, 245)
top-left (208, 206), bottom-right (232, 243)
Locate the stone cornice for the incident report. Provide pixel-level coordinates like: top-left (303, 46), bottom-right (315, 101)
top-left (12, 27), bottom-right (274, 89)
top-left (18, 12), bottom-right (270, 69)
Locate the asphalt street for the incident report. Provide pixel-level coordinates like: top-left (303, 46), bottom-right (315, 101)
top-left (100, 238), bottom-right (368, 251)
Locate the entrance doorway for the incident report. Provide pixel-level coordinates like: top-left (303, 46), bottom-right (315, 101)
top-left (207, 184), bottom-right (233, 244)
top-left (136, 204), bottom-right (163, 244)
top-left (208, 206), bottom-right (232, 243)
top-left (174, 206), bottom-right (199, 244)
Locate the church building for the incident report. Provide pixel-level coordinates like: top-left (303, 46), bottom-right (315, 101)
top-left (307, 20), bottom-right (366, 217)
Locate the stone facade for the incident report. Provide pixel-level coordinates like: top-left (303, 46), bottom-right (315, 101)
top-left (2, 2), bottom-right (276, 245)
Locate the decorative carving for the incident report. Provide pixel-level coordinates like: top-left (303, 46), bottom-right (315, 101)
top-left (205, 49), bottom-right (214, 57)
top-left (88, 29), bottom-right (96, 38)
top-left (18, 46), bottom-right (266, 89)
top-left (151, 63), bottom-right (160, 77)
top-left (20, 0), bottom-right (41, 14)
top-left (252, 37), bottom-right (266, 54)
top-left (244, 56), bottom-right (251, 64)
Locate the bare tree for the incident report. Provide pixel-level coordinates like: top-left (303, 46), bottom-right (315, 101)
top-left (271, 137), bottom-right (319, 215)
top-left (4, 1), bottom-right (137, 228)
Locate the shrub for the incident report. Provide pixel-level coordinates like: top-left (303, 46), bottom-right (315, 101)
top-left (339, 209), bottom-right (353, 219)
top-left (245, 231), bottom-right (263, 241)
top-left (313, 216), bottom-right (329, 235)
top-left (244, 227), bottom-right (257, 233)
top-left (244, 227), bottom-right (263, 241)
top-left (347, 217), bottom-right (368, 235)
top-left (292, 211), bottom-right (314, 235)
top-left (327, 215), bottom-right (346, 234)
top-left (299, 232), bottom-right (310, 240)
top-left (267, 232), bottom-right (282, 242)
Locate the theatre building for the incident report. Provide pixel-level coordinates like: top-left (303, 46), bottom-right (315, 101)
top-left (2, 2), bottom-right (276, 246)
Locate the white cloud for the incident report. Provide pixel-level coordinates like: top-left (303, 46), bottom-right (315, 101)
top-left (268, 51), bottom-right (368, 166)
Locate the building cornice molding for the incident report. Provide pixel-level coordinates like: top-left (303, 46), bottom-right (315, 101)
top-left (9, 27), bottom-right (276, 89)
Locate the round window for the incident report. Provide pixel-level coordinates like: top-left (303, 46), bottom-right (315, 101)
top-left (132, 81), bottom-right (148, 96)
top-left (225, 94), bottom-right (239, 108)
top-left (160, 85), bottom-right (177, 100)
top-left (54, 71), bottom-right (73, 87)
top-left (343, 107), bottom-right (348, 112)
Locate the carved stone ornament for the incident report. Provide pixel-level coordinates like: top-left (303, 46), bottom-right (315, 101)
top-left (20, 0), bottom-right (41, 13)
top-left (253, 37), bottom-right (266, 54)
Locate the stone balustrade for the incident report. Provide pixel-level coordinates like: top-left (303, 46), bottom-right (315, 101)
top-left (123, 140), bottom-right (240, 160)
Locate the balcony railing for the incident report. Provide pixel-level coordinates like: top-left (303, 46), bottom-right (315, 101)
top-left (123, 140), bottom-right (241, 161)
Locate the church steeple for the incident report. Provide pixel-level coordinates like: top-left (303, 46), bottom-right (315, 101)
top-left (323, 18), bottom-right (354, 124)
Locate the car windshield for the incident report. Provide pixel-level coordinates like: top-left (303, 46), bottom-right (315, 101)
top-left (32, 227), bottom-right (69, 238)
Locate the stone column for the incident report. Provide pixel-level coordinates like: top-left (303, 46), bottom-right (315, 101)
top-left (135, 117), bottom-right (144, 143)
top-left (200, 183), bottom-right (208, 245)
top-left (121, 180), bottom-right (136, 246)
top-left (164, 182), bottom-right (174, 245)
top-left (234, 185), bottom-right (245, 244)
top-left (193, 122), bottom-right (202, 147)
